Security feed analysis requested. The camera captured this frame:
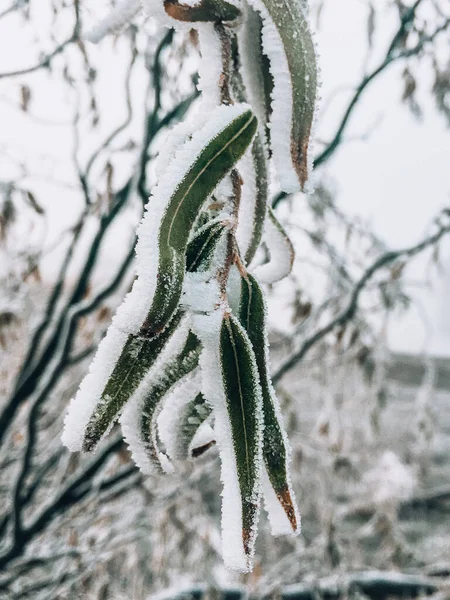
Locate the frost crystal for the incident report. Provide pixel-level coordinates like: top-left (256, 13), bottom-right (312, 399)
top-left (62, 0), bottom-right (320, 573)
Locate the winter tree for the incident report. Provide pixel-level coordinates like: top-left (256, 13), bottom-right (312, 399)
top-left (0, 0), bottom-right (449, 597)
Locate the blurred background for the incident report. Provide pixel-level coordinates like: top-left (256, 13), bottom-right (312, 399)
top-left (0, 0), bottom-right (449, 598)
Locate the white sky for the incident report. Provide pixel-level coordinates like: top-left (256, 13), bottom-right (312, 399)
top-left (315, 1), bottom-right (450, 354)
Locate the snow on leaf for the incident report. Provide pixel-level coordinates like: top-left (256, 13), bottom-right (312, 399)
top-left (80, 310), bottom-right (184, 453)
top-left (247, 0), bottom-right (319, 192)
top-left (252, 208), bottom-right (294, 283)
top-left (62, 312), bottom-right (190, 453)
top-left (138, 103), bottom-right (257, 338)
top-left (236, 134), bottom-right (268, 266)
top-left (237, 3), bottom-right (271, 137)
top-left (219, 312), bottom-right (264, 571)
top-left (239, 273), bottom-right (300, 534)
top-left (121, 330), bottom-right (201, 474)
top-left (157, 371), bottom-right (213, 462)
top-left (165, 390), bottom-right (213, 460)
top-left (186, 218), bottom-right (228, 273)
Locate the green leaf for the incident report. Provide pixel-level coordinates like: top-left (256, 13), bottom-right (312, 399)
top-left (186, 218), bottom-right (227, 273)
top-left (245, 135), bottom-right (268, 265)
top-left (230, 36), bottom-right (268, 266)
top-left (81, 310), bottom-right (184, 453)
top-left (139, 331), bottom-right (202, 472)
top-left (141, 107), bottom-right (257, 337)
top-left (239, 273), bottom-right (299, 532)
top-left (174, 393), bottom-right (213, 460)
top-left (236, 5), bottom-right (272, 136)
top-left (164, 0), bottom-right (241, 23)
top-left (254, 0), bottom-right (318, 190)
top-left (220, 313), bottom-right (263, 557)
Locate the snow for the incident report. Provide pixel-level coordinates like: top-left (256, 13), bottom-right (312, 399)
top-left (235, 147), bottom-right (258, 261)
top-left (62, 323), bottom-right (129, 451)
top-left (246, 0), bottom-right (319, 192)
top-left (246, 0), bottom-right (298, 192)
top-left (197, 23), bottom-right (224, 110)
top-left (182, 272), bottom-right (221, 313)
top-left (237, 3), bottom-right (269, 138)
top-left (252, 211), bottom-right (294, 283)
top-left (193, 309), bottom-right (252, 572)
top-left (157, 371), bottom-right (202, 460)
top-left (113, 101), bottom-right (252, 336)
top-left (262, 466), bottom-right (298, 536)
top-left (120, 316), bottom-right (192, 475)
top-left (85, 0), bottom-right (142, 43)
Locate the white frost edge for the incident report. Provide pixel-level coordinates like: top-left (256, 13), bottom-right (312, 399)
top-left (246, 0), bottom-right (298, 193)
top-left (255, 271), bottom-right (300, 534)
top-left (252, 213), bottom-right (293, 283)
top-left (63, 104), bottom-right (250, 452)
top-left (237, 3), bottom-right (268, 140)
top-left (113, 101), bottom-right (252, 335)
top-left (194, 310), bottom-right (249, 572)
top-left (120, 316), bottom-right (192, 475)
top-left (62, 324), bottom-right (129, 451)
top-left (196, 23), bottom-right (223, 110)
top-left (235, 147), bottom-right (257, 261)
top-left (182, 273), bottom-right (221, 314)
top-left (157, 370), bottom-right (202, 460)
top-left (85, 0), bottom-right (141, 43)
top-left (193, 309), bottom-right (263, 573)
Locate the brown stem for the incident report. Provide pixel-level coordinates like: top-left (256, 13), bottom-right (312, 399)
top-left (215, 22), bottom-right (233, 106)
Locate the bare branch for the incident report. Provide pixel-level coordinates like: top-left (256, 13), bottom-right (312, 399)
top-left (0, 1), bottom-right (81, 80)
top-left (272, 213), bottom-right (450, 384)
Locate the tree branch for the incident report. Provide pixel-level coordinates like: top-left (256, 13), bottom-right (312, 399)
top-left (272, 214), bottom-right (450, 384)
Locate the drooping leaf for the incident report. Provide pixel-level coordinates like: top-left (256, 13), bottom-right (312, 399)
top-left (164, 0), bottom-right (241, 22)
top-left (236, 4), bottom-right (272, 137)
top-left (248, 0), bottom-right (318, 192)
top-left (81, 310), bottom-right (185, 452)
top-left (239, 273), bottom-right (299, 533)
top-left (129, 331), bottom-right (202, 473)
top-left (174, 392), bottom-right (214, 460)
top-left (219, 313), bottom-right (264, 564)
top-left (230, 35), bottom-right (269, 266)
top-left (244, 135), bottom-right (268, 265)
top-left (140, 105), bottom-right (257, 338)
top-left (186, 218), bottom-right (227, 273)
top-left (253, 208), bottom-right (294, 283)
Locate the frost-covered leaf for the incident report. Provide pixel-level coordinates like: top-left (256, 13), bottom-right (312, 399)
top-left (80, 311), bottom-right (184, 452)
top-left (230, 34), bottom-right (269, 266)
top-left (122, 330), bottom-right (201, 474)
top-left (237, 3), bottom-right (272, 135)
top-left (186, 218), bottom-right (227, 273)
top-left (176, 393), bottom-right (213, 459)
top-left (247, 0), bottom-right (319, 192)
top-left (239, 273), bottom-right (300, 534)
top-left (219, 313), bottom-right (264, 568)
top-left (139, 104), bottom-right (257, 338)
top-left (241, 135), bottom-right (268, 266)
top-left (253, 208), bottom-right (294, 283)
top-left (164, 0), bottom-right (240, 22)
